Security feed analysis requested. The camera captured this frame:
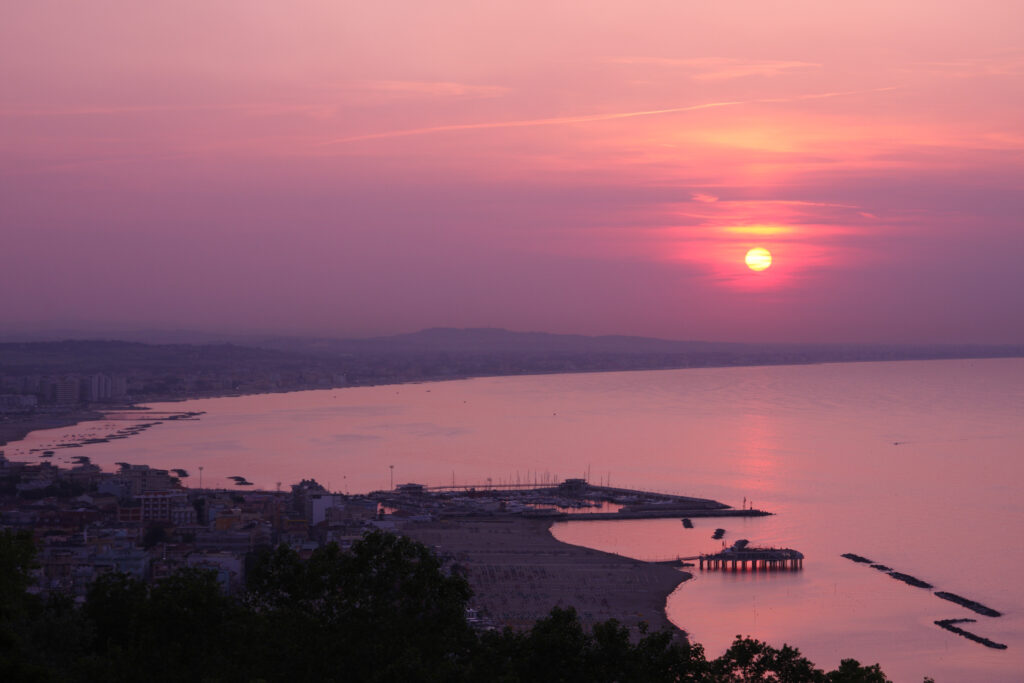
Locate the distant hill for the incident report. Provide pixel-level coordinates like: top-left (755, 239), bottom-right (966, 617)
top-left (1, 330), bottom-right (1021, 387)
top-left (253, 327), bottom-right (746, 357)
top-left (251, 327), bottom-right (1024, 363)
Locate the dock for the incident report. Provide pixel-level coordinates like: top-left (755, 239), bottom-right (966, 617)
top-left (699, 545), bottom-right (804, 571)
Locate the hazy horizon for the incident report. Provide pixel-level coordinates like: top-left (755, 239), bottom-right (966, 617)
top-left (3, 2), bottom-right (1023, 344)
top-left (2, 322), bottom-right (1023, 349)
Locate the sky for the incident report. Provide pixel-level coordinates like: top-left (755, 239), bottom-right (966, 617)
top-left (2, 1), bottom-right (1022, 344)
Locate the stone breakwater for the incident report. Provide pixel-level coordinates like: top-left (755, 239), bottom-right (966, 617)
top-left (842, 552), bottom-right (1007, 650)
top-left (840, 553), bottom-right (872, 564)
top-left (934, 619), bottom-right (1008, 650)
top-left (887, 571), bottom-right (932, 589)
top-left (841, 554), bottom-right (932, 588)
top-left (934, 591), bottom-right (1002, 618)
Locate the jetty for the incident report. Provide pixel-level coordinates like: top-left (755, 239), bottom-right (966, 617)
top-left (700, 542), bottom-right (803, 571)
top-left (934, 591), bottom-right (1002, 617)
top-left (934, 619), bottom-right (1008, 650)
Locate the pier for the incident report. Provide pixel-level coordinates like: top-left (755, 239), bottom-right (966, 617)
top-left (700, 545), bottom-right (803, 571)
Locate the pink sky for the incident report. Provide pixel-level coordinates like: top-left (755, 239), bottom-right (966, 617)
top-left (2, 1), bottom-right (1022, 343)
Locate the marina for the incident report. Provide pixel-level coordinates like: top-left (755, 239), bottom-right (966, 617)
top-left (377, 478), bottom-right (771, 523)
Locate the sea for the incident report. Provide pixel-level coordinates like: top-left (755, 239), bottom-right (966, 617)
top-left (5, 358), bottom-right (1022, 682)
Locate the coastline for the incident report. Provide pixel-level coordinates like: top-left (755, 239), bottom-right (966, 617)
top-left (0, 410), bottom-right (104, 448)
top-left (6, 354), bottom-right (1016, 450)
top-left (399, 516), bottom-right (690, 636)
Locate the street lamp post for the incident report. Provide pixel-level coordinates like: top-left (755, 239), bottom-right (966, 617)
top-left (389, 464), bottom-right (394, 490)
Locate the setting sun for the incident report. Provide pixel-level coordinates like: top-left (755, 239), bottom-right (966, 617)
top-left (745, 247), bottom-right (772, 271)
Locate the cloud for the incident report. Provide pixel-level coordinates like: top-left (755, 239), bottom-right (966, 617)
top-left (912, 54), bottom-right (1024, 78)
top-left (0, 102), bottom-right (336, 119)
top-left (607, 57), bottom-right (820, 81)
top-left (321, 88), bottom-right (892, 146)
top-left (349, 80), bottom-right (510, 99)
top-left (316, 433), bottom-right (382, 444)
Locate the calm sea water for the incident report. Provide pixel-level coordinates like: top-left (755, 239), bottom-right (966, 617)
top-left (6, 359), bottom-right (1023, 681)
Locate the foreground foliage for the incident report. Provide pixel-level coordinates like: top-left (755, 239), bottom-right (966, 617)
top-left (0, 528), bottom-right (898, 682)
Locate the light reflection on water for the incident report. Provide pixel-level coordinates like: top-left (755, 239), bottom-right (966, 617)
top-left (5, 359), bottom-right (1023, 681)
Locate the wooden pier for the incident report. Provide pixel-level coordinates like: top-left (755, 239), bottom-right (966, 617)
top-left (699, 546), bottom-right (803, 571)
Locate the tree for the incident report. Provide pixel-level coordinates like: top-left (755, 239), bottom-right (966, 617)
top-left (826, 659), bottom-right (892, 683)
top-left (0, 530), bottom-right (897, 682)
top-left (245, 531), bottom-right (475, 681)
top-left (0, 530), bottom-right (36, 619)
top-left (712, 636), bottom-right (826, 683)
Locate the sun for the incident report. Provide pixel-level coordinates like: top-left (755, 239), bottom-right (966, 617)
top-left (745, 247), bottom-right (772, 271)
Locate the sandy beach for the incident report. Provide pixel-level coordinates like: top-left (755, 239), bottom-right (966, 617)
top-left (400, 516), bottom-right (690, 635)
top-left (0, 410), bottom-right (103, 447)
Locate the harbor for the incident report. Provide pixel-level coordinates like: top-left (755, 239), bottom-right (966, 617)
top-left (378, 477), bottom-right (771, 523)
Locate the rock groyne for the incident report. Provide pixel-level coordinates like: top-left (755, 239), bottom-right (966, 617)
top-left (934, 619), bottom-right (1008, 650)
top-left (935, 591), bottom-right (1002, 617)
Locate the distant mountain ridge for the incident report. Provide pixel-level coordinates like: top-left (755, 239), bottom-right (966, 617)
top-left (1, 329), bottom-right (1022, 381)
top-left (258, 327), bottom-right (747, 356)
top-left (2, 327), bottom-right (1023, 360)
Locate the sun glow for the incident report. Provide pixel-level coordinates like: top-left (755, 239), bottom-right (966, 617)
top-left (745, 247), bottom-right (772, 271)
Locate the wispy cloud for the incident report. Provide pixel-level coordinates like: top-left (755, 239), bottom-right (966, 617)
top-left (321, 88), bottom-right (895, 146)
top-left (607, 56), bottom-right (820, 80)
top-left (349, 80), bottom-right (509, 98)
top-left (0, 80), bottom-right (508, 121)
top-left (321, 101), bottom-right (741, 145)
top-left (912, 54), bottom-right (1024, 78)
top-left (0, 102), bottom-right (336, 118)
top-left (715, 199), bottom-right (863, 209)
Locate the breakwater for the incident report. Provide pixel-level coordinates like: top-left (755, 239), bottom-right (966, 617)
top-left (842, 552), bottom-right (1007, 650)
top-left (935, 619), bottom-right (1008, 650)
top-left (840, 553), bottom-right (872, 564)
top-left (382, 478), bottom-right (770, 523)
top-left (841, 553), bottom-right (932, 588)
top-left (888, 571), bottom-right (932, 589)
top-left (935, 592), bottom-right (1002, 617)
top-left (556, 508), bottom-right (770, 522)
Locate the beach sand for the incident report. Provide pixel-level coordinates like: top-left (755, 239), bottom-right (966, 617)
top-left (0, 410), bottom-right (102, 447)
top-left (400, 516), bottom-right (689, 635)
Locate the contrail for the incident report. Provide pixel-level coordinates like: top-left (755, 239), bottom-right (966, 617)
top-left (320, 87), bottom-right (897, 146)
top-left (321, 101), bottom-right (741, 145)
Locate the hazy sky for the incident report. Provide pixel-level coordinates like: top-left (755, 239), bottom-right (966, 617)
top-left (2, 1), bottom-right (1022, 343)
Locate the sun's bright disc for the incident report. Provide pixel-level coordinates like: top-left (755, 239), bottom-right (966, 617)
top-left (745, 247), bottom-right (772, 271)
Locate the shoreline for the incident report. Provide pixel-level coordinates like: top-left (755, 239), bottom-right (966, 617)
top-left (399, 515), bottom-right (690, 636)
top-left (0, 410), bottom-right (104, 448)
top-left (5, 355), bottom-right (1017, 452)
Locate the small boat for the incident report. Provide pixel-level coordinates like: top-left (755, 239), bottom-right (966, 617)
top-left (681, 518), bottom-right (693, 528)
